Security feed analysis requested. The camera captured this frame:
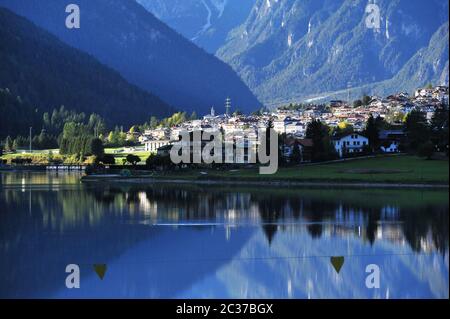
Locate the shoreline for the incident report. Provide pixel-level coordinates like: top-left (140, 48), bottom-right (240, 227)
top-left (80, 176), bottom-right (449, 189)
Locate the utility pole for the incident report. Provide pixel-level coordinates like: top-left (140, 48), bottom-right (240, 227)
top-left (29, 127), bottom-right (32, 153)
top-left (347, 82), bottom-right (352, 105)
top-left (225, 97), bottom-right (231, 116)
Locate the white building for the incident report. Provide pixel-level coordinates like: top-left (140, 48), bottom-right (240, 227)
top-left (143, 128), bottom-right (170, 141)
top-left (285, 122), bottom-right (306, 136)
top-left (273, 118), bottom-right (304, 135)
top-left (381, 141), bottom-right (399, 153)
top-left (144, 140), bottom-right (171, 153)
top-left (333, 134), bottom-right (369, 157)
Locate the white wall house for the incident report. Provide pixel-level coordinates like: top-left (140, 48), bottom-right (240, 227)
top-left (333, 134), bottom-right (368, 157)
top-left (285, 122), bottom-right (306, 136)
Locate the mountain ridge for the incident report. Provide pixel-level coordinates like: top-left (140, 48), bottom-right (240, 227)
top-left (137, 0), bottom-right (449, 106)
top-left (218, 0), bottom-right (449, 105)
top-left (0, 7), bottom-right (174, 128)
top-left (136, 0), bottom-right (255, 53)
top-left (0, 0), bottom-right (261, 114)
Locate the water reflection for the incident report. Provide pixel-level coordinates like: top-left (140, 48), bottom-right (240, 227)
top-left (0, 172), bottom-right (448, 298)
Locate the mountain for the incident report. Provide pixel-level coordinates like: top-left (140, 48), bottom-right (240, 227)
top-left (374, 22), bottom-right (450, 94)
top-left (0, 7), bottom-right (174, 130)
top-left (215, 0), bottom-right (449, 105)
top-left (0, 0), bottom-right (261, 115)
top-left (136, 0), bottom-right (255, 53)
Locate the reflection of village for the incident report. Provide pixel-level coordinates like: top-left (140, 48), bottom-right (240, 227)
top-left (2, 172), bottom-right (447, 256)
top-left (126, 186), bottom-right (447, 255)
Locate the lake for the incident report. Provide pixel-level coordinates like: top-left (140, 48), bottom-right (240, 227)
top-left (0, 172), bottom-right (448, 299)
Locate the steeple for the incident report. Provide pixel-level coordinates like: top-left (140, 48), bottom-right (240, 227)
top-left (211, 106), bottom-right (215, 117)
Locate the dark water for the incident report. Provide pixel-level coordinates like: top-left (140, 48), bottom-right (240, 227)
top-left (0, 172), bottom-right (448, 299)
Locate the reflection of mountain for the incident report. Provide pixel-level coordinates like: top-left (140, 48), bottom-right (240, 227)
top-left (53, 227), bottom-right (253, 298)
top-left (182, 229), bottom-right (449, 298)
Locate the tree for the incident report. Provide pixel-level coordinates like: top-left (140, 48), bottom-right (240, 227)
top-left (149, 116), bottom-right (159, 129)
top-left (90, 138), bottom-right (105, 158)
top-left (306, 120), bottom-right (335, 162)
top-left (189, 111), bottom-right (198, 121)
top-left (99, 154), bottom-right (116, 165)
top-left (291, 143), bottom-right (301, 164)
top-left (12, 139), bottom-right (19, 152)
top-left (146, 154), bottom-right (172, 169)
top-left (88, 113), bottom-right (106, 137)
top-left (47, 150), bottom-right (54, 163)
top-left (126, 154), bottom-right (141, 166)
top-left (34, 130), bottom-right (57, 149)
top-left (278, 133), bottom-right (286, 166)
top-left (364, 115), bottom-right (380, 153)
top-left (353, 100), bottom-right (363, 107)
top-left (233, 109), bottom-right (243, 117)
top-left (146, 154), bottom-right (156, 168)
top-left (4, 136), bottom-right (14, 152)
top-left (60, 122), bottom-right (94, 156)
top-left (334, 122), bottom-right (354, 138)
top-left (405, 110), bottom-right (430, 152)
top-left (418, 141), bottom-right (435, 160)
top-left (430, 105), bottom-right (449, 154)
top-left (362, 95), bottom-right (371, 106)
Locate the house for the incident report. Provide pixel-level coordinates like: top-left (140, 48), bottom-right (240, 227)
top-left (330, 100), bottom-right (346, 108)
top-left (380, 141), bottom-right (400, 153)
top-left (433, 86), bottom-right (449, 104)
top-left (415, 88), bottom-right (434, 99)
top-left (379, 129), bottom-right (405, 141)
top-left (282, 137), bottom-right (313, 162)
top-left (273, 117), bottom-right (293, 134)
top-left (379, 130), bottom-right (405, 153)
top-left (143, 128), bottom-right (170, 141)
top-left (285, 122), bottom-right (306, 136)
top-left (333, 134), bottom-right (368, 157)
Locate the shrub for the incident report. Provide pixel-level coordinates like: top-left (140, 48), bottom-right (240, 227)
top-left (125, 154), bottom-right (141, 166)
top-left (99, 154), bottom-right (116, 165)
top-left (418, 141), bottom-right (435, 160)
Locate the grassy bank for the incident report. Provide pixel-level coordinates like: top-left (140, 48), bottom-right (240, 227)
top-left (84, 155), bottom-right (449, 185)
top-left (1, 147), bottom-right (150, 165)
top-left (104, 147), bottom-right (150, 165)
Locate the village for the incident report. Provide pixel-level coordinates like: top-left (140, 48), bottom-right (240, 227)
top-left (133, 85), bottom-right (449, 164)
top-left (1, 85), bottom-right (448, 171)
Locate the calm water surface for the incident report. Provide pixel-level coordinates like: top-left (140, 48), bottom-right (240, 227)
top-left (0, 172), bottom-right (448, 299)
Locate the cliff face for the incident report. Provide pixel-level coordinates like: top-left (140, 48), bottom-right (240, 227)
top-left (216, 0), bottom-right (449, 104)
